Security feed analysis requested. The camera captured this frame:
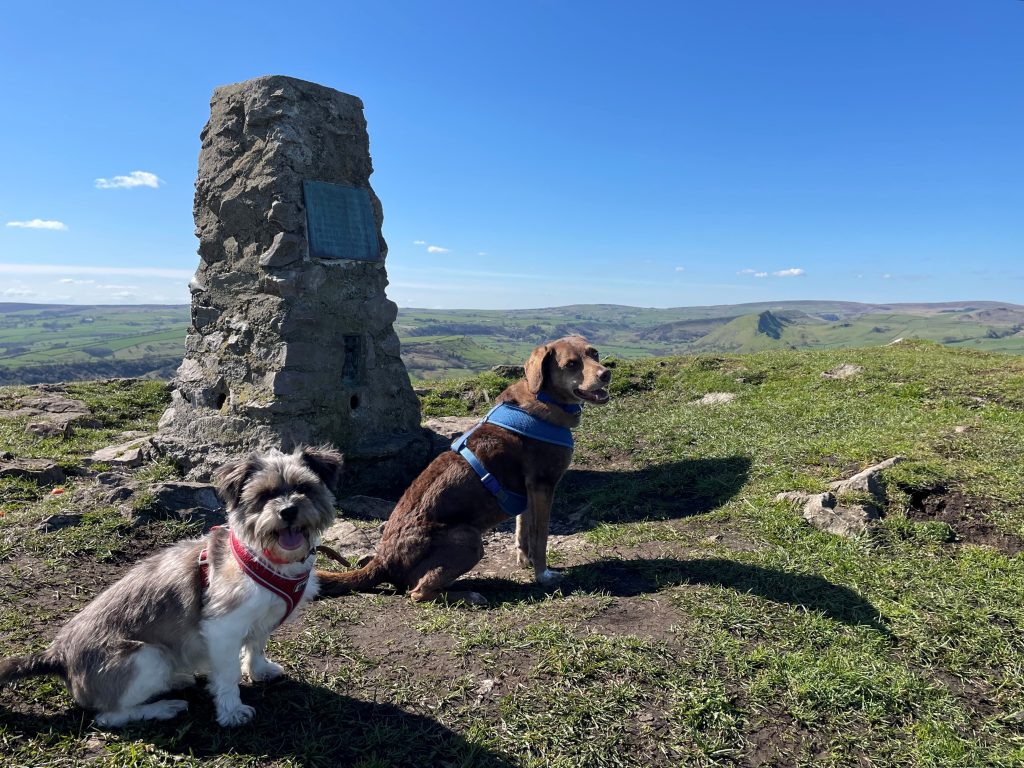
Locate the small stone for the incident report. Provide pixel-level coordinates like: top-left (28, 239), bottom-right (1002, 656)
top-left (821, 364), bottom-right (864, 380)
top-left (149, 482), bottom-right (222, 515)
top-left (322, 520), bottom-right (378, 564)
top-left (339, 495), bottom-right (396, 521)
top-left (25, 420), bottom-right (72, 439)
top-left (36, 513), bottom-right (83, 533)
top-left (800, 492), bottom-right (880, 538)
top-left (0, 459), bottom-right (66, 486)
top-left (828, 457), bottom-right (901, 499)
top-left (693, 392), bottom-right (736, 406)
top-left (491, 365), bottom-right (525, 379)
top-left (88, 437), bottom-right (154, 468)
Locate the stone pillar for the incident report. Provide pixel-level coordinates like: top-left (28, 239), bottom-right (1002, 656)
top-left (155, 75), bottom-right (426, 491)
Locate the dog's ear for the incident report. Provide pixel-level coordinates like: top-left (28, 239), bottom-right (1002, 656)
top-left (213, 453), bottom-right (262, 509)
top-left (298, 445), bottom-right (345, 492)
top-left (524, 344), bottom-right (552, 394)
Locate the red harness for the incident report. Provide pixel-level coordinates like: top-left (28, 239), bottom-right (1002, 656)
top-left (198, 529), bottom-right (312, 626)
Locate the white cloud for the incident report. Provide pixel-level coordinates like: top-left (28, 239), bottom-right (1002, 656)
top-left (883, 273), bottom-right (892, 279)
top-left (6, 219), bottom-right (67, 230)
top-left (413, 240), bottom-right (426, 245)
top-left (426, 245), bottom-right (449, 254)
top-left (755, 272), bottom-right (768, 278)
top-left (674, 266), bottom-right (686, 272)
top-left (94, 170), bottom-right (163, 189)
top-left (59, 278), bottom-right (97, 285)
top-left (2, 287), bottom-right (35, 296)
top-left (737, 268), bottom-right (756, 275)
top-left (772, 268), bottom-right (805, 277)
top-left (478, 252), bottom-right (488, 257)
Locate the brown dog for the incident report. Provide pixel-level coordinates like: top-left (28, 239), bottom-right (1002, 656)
top-left (318, 335), bottom-right (611, 603)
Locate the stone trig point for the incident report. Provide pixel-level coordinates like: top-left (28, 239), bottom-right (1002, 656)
top-left (155, 75), bottom-right (426, 490)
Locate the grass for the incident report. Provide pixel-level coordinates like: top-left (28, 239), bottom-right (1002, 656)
top-left (2, 341), bottom-right (1024, 766)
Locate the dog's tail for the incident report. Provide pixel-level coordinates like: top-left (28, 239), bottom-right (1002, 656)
top-left (316, 558), bottom-right (389, 598)
top-left (0, 650), bottom-right (64, 686)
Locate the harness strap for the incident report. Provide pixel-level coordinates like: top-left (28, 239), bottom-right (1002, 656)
top-left (456, 445), bottom-right (529, 516)
top-left (451, 400), bottom-right (575, 517)
top-left (197, 528), bottom-right (313, 626)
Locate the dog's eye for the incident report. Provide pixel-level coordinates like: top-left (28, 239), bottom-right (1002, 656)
top-left (565, 359), bottom-right (581, 369)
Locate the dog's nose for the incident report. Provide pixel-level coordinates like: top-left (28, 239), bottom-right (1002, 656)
top-left (280, 505), bottom-right (298, 525)
top-left (598, 368), bottom-right (611, 384)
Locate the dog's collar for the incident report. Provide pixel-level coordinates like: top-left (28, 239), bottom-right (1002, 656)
top-left (537, 391), bottom-right (584, 415)
top-left (198, 528), bottom-right (313, 626)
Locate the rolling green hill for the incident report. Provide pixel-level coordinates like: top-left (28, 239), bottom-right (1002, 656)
top-left (2, 300), bottom-right (1023, 384)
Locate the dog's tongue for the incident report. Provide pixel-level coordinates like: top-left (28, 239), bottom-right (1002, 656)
top-left (277, 528), bottom-right (305, 550)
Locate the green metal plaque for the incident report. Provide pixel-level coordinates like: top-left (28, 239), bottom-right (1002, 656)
top-left (302, 181), bottom-right (380, 261)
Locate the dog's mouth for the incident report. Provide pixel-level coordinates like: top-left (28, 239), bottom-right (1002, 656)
top-left (275, 526), bottom-right (308, 551)
top-left (574, 387), bottom-right (610, 405)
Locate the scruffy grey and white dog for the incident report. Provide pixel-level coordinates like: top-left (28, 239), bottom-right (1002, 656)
top-left (0, 445), bottom-right (343, 728)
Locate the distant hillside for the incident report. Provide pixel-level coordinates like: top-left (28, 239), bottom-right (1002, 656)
top-left (2, 299), bottom-right (1023, 384)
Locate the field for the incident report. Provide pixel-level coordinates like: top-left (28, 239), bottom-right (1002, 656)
top-left (3, 300), bottom-right (1024, 385)
top-left (1, 341), bottom-right (1023, 766)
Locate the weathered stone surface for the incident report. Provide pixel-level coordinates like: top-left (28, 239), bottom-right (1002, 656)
top-left (821, 364), bottom-right (865, 380)
top-left (25, 420), bottom-right (73, 439)
top-left (88, 437), bottom-right (154, 468)
top-left (828, 457), bottom-right (901, 498)
top-left (693, 392), bottom-right (736, 406)
top-left (491, 365), bottom-right (525, 379)
top-left (322, 519), bottom-right (379, 565)
top-left (800, 492), bottom-right (881, 538)
top-left (149, 482), bottom-right (223, 515)
top-left (155, 76), bottom-right (427, 492)
top-left (423, 417), bottom-right (479, 442)
top-left (777, 490), bottom-right (882, 538)
top-left (36, 513), bottom-right (83, 533)
top-left (338, 494), bottom-right (396, 521)
top-left (0, 459), bottom-right (66, 485)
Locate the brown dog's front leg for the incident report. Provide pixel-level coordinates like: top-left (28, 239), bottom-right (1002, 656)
top-left (515, 513), bottom-right (534, 568)
top-left (524, 486), bottom-right (560, 584)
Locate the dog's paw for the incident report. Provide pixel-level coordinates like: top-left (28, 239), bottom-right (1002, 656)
top-left (536, 568), bottom-right (563, 585)
top-left (246, 660), bottom-right (285, 682)
top-left (216, 703), bottom-right (256, 727)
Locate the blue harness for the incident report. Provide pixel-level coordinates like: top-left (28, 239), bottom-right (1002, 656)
top-left (451, 394), bottom-right (579, 516)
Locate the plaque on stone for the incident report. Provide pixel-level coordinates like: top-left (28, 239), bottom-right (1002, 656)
top-left (303, 180), bottom-right (381, 261)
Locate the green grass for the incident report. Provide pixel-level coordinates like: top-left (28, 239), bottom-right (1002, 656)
top-left (2, 341), bottom-right (1024, 766)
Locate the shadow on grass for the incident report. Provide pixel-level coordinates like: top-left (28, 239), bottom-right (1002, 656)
top-left (554, 456), bottom-right (751, 532)
top-left (566, 557), bottom-right (893, 637)
top-left (1, 677), bottom-right (514, 768)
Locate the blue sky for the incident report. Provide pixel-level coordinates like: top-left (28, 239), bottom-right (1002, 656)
top-left (1, 0), bottom-right (1021, 309)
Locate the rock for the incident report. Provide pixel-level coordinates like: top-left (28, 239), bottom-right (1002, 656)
top-left (0, 459), bottom-right (66, 485)
top-left (36, 513), bottom-right (83, 532)
top-left (148, 482), bottom-right (222, 515)
top-left (258, 231), bottom-right (305, 268)
top-left (88, 437), bottom-right (154, 468)
top-left (828, 457), bottom-right (901, 499)
top-left (821, 364), bottom-right (864, 380)
top-left (775, 491), bottom-right (813, 504)
top-left (800, 492), bottom-right (881, 538)
top-left (693, 392), bottom-right (736, 406)
top-left (322, 519), bottom-right (379, 564)
top-left (953, 425), bottom-right (969, 434)
top-left (339, 495), bottom-right (395, 521)
top-left (25, 420), bottom-right (73, 439)
top-left (423, 416), bottom-right (480, 442)
top-left (491, 365), bottom-right (525, 379)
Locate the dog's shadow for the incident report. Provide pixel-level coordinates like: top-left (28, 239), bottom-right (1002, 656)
top-left (1, 678), bottom-right (516, 767)
top-left (467, 557), bottom-right (892, 637)
top-left (552, 456), bottom-right (751, 533)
